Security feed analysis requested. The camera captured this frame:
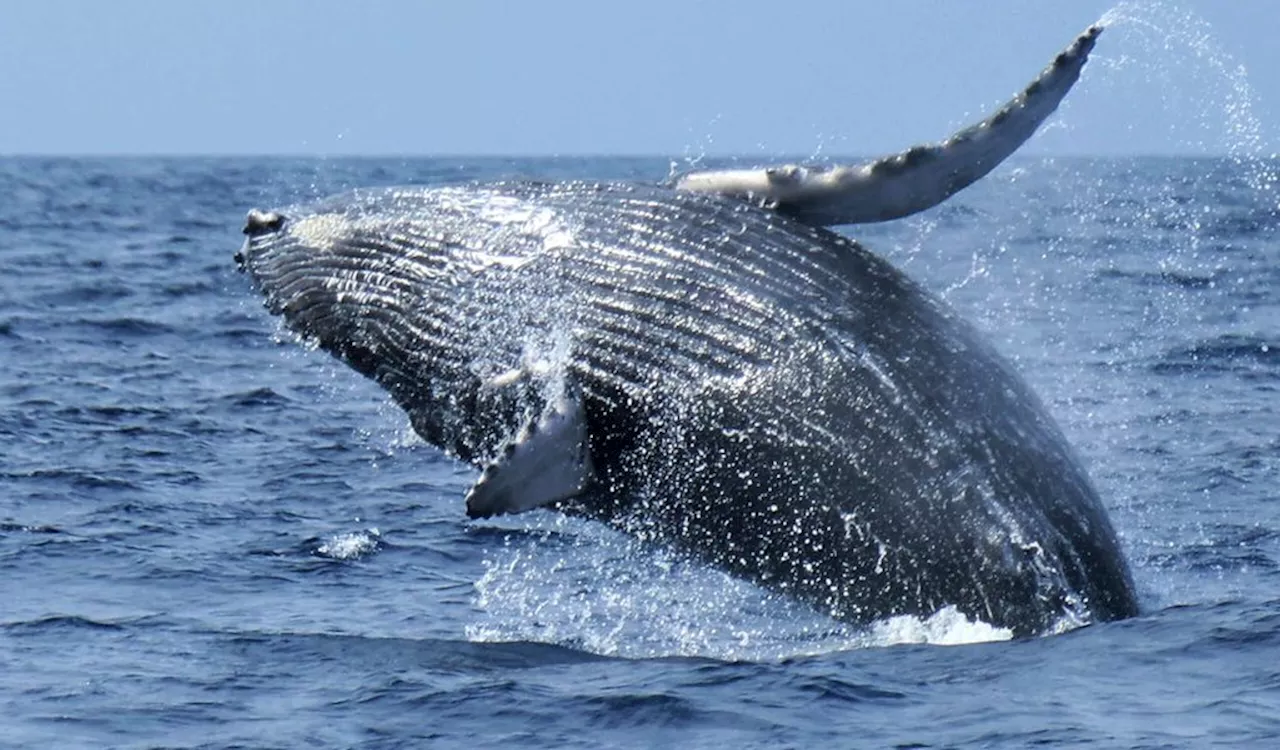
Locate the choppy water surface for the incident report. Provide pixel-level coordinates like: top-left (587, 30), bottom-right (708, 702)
top-left (1, 153), bottom-right (1277, 748)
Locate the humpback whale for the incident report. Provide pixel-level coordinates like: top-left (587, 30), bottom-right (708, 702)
top-left (237, 26), bottom-right (1138, 637)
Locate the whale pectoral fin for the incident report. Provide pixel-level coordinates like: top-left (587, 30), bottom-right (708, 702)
top-left (674, 25), bottom-right (1102, 226)
top-left (464, 389), bottom-right (595, 519)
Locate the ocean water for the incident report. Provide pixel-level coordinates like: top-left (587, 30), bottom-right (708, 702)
top-left (1, 154), bottom-right (1277, 748)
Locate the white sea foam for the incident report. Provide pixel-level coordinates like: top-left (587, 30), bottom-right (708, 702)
top-left (862, 607), bottom-right (1013, 647)
top-left (316, 528), bottom-right (381, 560)
top-left (464, 516), bottom-right (1025, 660)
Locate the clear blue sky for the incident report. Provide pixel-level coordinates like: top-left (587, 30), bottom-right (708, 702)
top-left (1, 0), bottom-right (1275, 157)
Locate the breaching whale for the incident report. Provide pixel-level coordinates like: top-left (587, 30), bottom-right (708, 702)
top-left (236, 26), bottom-right (1138, 636)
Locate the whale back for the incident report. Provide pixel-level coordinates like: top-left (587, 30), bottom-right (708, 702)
top-left (238, 182), bottom-right (1139, 635)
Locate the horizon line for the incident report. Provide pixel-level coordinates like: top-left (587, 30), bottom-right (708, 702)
top-left (1, 151), bottom-right (1274, 161)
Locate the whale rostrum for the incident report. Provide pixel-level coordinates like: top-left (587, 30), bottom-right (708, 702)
top-left (675, 26), bottom-right (1102, 226)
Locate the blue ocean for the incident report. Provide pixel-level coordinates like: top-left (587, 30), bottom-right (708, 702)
top-left (1, 152), bottom-right (1277, 748)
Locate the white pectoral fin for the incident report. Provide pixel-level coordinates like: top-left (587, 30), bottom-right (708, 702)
top-left (675, 25), bottom-right (1102, 226)
top-left (464, 389), bottom-right (595, 519)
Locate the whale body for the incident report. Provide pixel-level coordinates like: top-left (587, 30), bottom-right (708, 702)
top-left (236, 26), bottom-right (1138, 636)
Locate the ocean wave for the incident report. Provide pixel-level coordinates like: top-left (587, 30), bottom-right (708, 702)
top-left (217, 387), bottom-right (293, 409)
top-left (1092, 266), bottom-right (1226, 289)
top-left (74, 316), bottom-right (176, 337)
top-left (226, 629), bottom-right (611, 672)
top-left (1150, 334), bottom-right (1278, 375)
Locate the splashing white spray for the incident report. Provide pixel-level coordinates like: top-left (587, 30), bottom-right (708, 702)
top-left (464, 515), bottom-right (1013, 660)
top-left (1095, 1), bottom-right (1276, 197)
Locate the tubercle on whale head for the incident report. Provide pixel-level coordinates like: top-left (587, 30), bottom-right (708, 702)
top-left (244, 208), bottom-right (286, 236)
top-left (235, 208), bottom-right (288, 269)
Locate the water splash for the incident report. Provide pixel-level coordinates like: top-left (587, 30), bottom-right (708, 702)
top-left (316, 528), bottom-right (381, 560)
top-left (867, 607), bottom-right (1013, 647)
top-left (464, 514), bottom-right (1013, 660)
top-left (668, 114), bottom-right (722, 182)
top-left (1094, 1), bottom-right (1276, 197)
